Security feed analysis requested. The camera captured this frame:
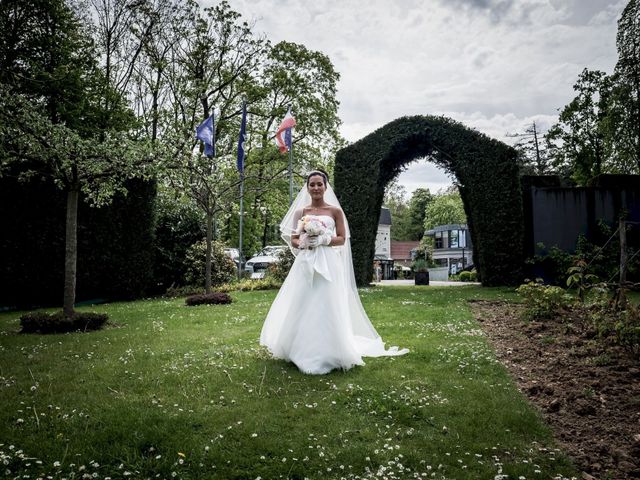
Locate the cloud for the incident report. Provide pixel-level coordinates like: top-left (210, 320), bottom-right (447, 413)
top-left (214, 0), bottom-right (623, 192)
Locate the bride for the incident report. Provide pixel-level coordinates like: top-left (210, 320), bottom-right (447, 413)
top-left (260, 170), bottom-right (408, 375)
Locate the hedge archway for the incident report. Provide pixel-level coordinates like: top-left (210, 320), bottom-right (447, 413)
top-left (334, 115), bottom-right (524, 286)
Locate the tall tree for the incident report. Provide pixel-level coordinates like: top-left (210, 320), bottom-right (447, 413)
top-left (423, 189), bottom-right (466, 231)
top-left (610, 0), bottom-right (640, 172)
top-left (384, 180), bottom-right (411, 241)
top-left (545, 69), bottom-right (612, 185)
top-left (160, 1), bottom-right (267, 292)
top-left (238, 40), bottom-right (343, 253)
top-left (405, 188), bottom-right (434, 240)
top-left (0, 0), bottom-right (148, 317)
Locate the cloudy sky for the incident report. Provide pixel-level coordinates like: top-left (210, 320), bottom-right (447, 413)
top-left (216, 0), bottom-right (626, 196)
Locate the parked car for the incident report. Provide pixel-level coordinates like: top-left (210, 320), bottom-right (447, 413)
top-left (244, 245), bottom-right (287, 278)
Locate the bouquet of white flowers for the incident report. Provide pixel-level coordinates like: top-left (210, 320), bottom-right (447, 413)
top-left (297, 216), bottom-right (327, 236)
top-left (295, 216), bottom-right (330, 249)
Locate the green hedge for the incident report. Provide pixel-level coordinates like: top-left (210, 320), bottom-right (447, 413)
top-left (0, 175), bottom-right (156, 307)
top-left (334, 115), bottom-right (524, 286)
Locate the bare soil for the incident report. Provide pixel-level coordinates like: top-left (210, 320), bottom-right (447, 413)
top-left (469, 300), bottom-right (640, 480)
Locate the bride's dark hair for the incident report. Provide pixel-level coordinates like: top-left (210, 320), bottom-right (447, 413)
top-left (306, 169), bottom-right (329, 185)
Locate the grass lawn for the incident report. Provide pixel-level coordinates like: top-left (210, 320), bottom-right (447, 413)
top-left (0, 286), bottom-right (578, 479)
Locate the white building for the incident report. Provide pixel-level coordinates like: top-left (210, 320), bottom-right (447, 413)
top-left (374, 207), bottom-right (394, 280)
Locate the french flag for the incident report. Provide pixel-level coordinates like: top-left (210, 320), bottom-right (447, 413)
top-left (275, 110), bottom-right (296, 153)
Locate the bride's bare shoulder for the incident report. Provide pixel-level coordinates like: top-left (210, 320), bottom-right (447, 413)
top-left (327, 205), bottom-right (343, 218)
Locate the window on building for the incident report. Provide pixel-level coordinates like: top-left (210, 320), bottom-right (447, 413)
top-left (434, 231), bottom-right (443, 249)
top-left (450, 230), bottom-right (459, 248)
top-left (458, 230), bottom-right (467, 248)
top-left (448, 229), bottom-right (467, 249)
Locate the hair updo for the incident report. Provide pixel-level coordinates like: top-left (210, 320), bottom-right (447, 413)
top-left (306, 169), bottom-right (329, 186)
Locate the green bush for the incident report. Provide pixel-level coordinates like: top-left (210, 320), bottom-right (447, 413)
top-left (516, 280), bottom-right (574, 321)
top-left (613, 303), bottom-right (640, 355)
top-left (527, 223), bottom-right (637, 287)
top-left (267, 248), bottom-right (295, 282)
top-left (184, 240), bottom-right (236, 288)
top-left (217, 277), bottom-right (282, 293)
top-left (412, 259), bottom-right (429, 272)
top-left (20, 311), bottom-right (109, 334)
top-left (587, 287), bottom-right (640, 356)
top-left (153, 194), bottom-right (204, 292)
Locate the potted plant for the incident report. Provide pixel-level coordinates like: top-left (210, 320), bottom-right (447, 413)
top-left (412, 259), bottom-right (430, 285)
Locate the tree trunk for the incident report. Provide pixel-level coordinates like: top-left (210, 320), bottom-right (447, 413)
top-left (63, 189), bottom-right (79, 318)
top-left (617, 218), bottom-right (628, 308)
top-left (151, 65), bottom-right (162, 142)
top-left (205, 210), bottom-right (213, 293)
top-left (262, 211), bottom-right (269, 247)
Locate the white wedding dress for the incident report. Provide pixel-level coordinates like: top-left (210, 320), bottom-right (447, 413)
top-left (260, 214), bottom-right (408, 375)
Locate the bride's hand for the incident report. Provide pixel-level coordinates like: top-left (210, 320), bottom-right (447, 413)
top-left (298, 234), bottom-right (310, 249)
top-left (306, 234), bottom-right (331, 248)
top-left (305, 235), bottom-right (319, 248)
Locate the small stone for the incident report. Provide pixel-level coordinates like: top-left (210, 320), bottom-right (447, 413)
top-left (581, 472), bottom-right (596, 480)
top-left (547, 399), bottom-right (561, 413)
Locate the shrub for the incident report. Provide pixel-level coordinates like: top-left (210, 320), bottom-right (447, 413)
top-left (217, 277), bottom-right (282, 293)
top-left (613, 302), bottom-right (640, 355)
top-left (267, 248), bottom-right (295, 282)
top-left (20, 311), bottom-right (109, 334)
top-left (459, 271), bottom-right (472, 282)
top-left (412, 259), bottom-right (429, 272)
top-left (185, 292), bottom-right (232, 306)
top-left (566, 259), bottom-right (599, 302)
top-left (184, 240), bottom-right (236, 288)
top-left (516, 280), bottom-right (574, 321)
top-left (587, 287), bottom-right (640, 356)
top-left (153, 195), bottom-right (204, 293)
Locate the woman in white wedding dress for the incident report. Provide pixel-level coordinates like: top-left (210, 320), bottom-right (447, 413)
top-left (260, 170), bottom-right (408, 375)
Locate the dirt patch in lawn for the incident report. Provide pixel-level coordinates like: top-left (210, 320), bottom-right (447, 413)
top-left (470, 300), bottom-right (640, 480)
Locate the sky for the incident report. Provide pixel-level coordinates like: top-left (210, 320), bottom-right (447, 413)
top-left (214, 0), bottom-right (626, 197)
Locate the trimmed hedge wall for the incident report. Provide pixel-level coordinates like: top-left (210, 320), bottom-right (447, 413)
top-left (0, 174), bottom-right (156, 308)
top-left (334, 115), bottom-right (524, 287)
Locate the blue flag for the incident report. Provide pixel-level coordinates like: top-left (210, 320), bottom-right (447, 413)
top-left (196, 114), bottom-right (215, 157)
top-left (237, 101), bottom-right (247, 173)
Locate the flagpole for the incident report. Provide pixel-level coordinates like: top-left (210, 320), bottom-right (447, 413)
top-left (237, 100), bottom-right (248, 280)
top-left (238, 171), bottom-right (244, 280)
top-left (288, 139), bottom-right (294, 205)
